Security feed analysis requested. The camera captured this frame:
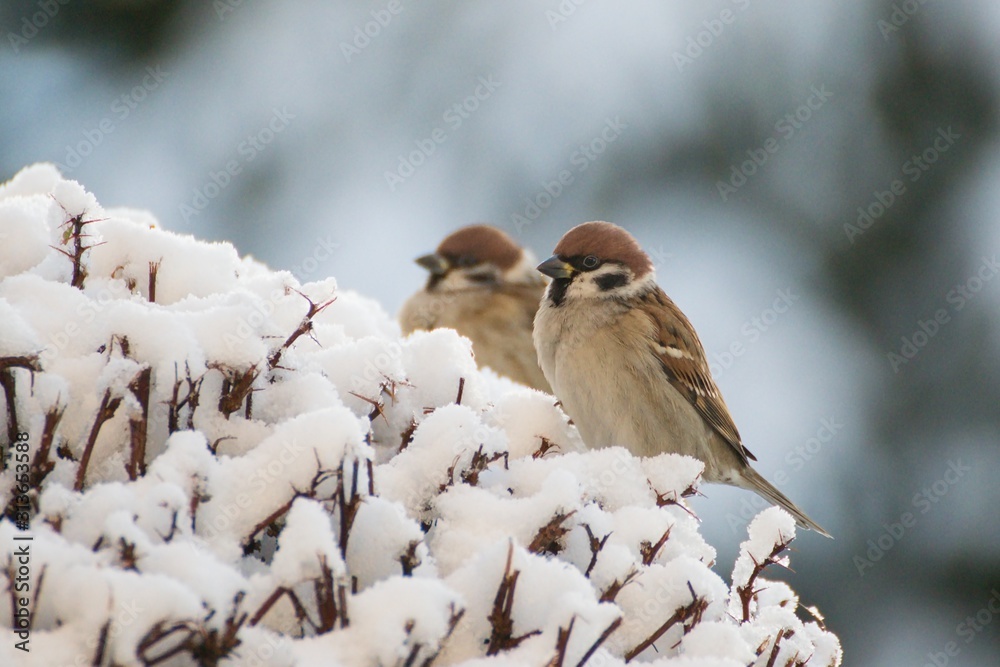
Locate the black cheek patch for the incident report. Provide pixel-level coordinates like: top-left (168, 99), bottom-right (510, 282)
top-left (466, 272), bottom-right (497, 285)
top-left (595, 273), bottom-right (629, 291)
top-left (427, 273), bottom-right (446, 291)
top-left (548, 278), bottom-right (570, 306)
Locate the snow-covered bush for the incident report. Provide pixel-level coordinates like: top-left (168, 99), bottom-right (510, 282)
top-left (0, 164), bottom-right (841, 666)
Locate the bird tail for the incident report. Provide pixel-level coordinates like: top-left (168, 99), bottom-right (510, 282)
top-left (739, 467), bottom-right (832, 539)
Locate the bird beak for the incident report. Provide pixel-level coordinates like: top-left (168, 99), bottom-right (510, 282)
top-left (415, 253), bottom-right (450, 276)
top-left (536, 255), bottom-right (575, 280)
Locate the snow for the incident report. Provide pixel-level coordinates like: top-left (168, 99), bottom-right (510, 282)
top-left (269, 498), bottom-right (345, 586)
top-left (0, 164), bottom-right (840, 666)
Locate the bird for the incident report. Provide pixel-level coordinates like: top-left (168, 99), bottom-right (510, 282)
top-left (532, 221), bottom-right (830, 537)
top-left (400, 224), bottom-right (551, 392)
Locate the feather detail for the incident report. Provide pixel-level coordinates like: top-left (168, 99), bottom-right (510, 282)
top-left (640, 287), bottom-right (757, 464)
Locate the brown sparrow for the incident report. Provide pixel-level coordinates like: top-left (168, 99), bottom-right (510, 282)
top-left (400, 224), bottom-right (551, 392)
top-left (533, 221), bottom-right (830, 537)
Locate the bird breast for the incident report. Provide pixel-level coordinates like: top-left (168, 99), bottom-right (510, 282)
top-left (535, 297), bottom-right (714, 459)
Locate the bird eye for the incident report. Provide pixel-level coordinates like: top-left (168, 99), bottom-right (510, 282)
top-left (455, 255), bottom-right (478, 268)
top-left (582, 255), bottom-right (600, 269)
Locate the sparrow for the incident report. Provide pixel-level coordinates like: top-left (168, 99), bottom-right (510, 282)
top-left (533, 221), bottom-right (830, 537)
top-left (400, 224), bottom-right (551, 392)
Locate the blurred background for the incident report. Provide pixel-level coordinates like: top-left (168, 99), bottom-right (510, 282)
top-left (2, 1), bottom-right (999, 664)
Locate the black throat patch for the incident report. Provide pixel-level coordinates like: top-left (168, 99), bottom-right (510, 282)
top-left (547, 278), bottom-right (571, 306)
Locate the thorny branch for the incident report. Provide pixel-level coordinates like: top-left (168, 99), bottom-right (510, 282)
top-left (599, 568), bottom-right (638, 604)
top-left (127, 366), bottom-right (152, 480)
top-left (267, 290), bottom-right (335, 371)
top-left (653, 478), bottom-right (701, 521)
top-left (137, 593), bottom-right (247, 666)
top-left (737, 534), bottom-right (794, 623)
top-left (639, 527), bottom-right (672, 566)
top-left (168, 362), bottom-right (204, 433)
top-left (486, 542), bottom-right (541, 655)
top-left (148, 260), bottom-right (161, 303)
top-left (74, 387), bottom-right (125, 491)
top-left (623, 581), bottom-right (707, 662)
top-left (244, 459), bottom-right (337, 553)
top-left (575, 616), bottom-right (622, 667)
top-left (582, 524), bottom-right (610, 578)
top-left (527, 511), bottom-right (576, 556)
top-left (546, 617), bottom-right (574, 667)
top-left (50, 202), bottom-right (106, 290)
top-left (532, 436), bottom-right (560, 460)
top-left (214, 364), bottom-right (259, 420)
top-left (399, 540), bottom-right (422, 576)
top-left (31, 403), bottom-right (65, 488)
top-left (337, 458), bottom-right (363, 558)
top-left (0, 355), bottom-right (41, 451)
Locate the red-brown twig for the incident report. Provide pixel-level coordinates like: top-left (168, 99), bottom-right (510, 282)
top-left (624, 582), bottom-right (707, 662)
top-left (74, 388), bottom-right (124, 491)
top-left (50, 202), bottom-right (106, 289)
top-left (527, 511), bottom-right (576, 556)
top-left (148, 260), bottom-right (161, 303)
top-left (546, 617), bottom-right (575, 667)
top-left (532, 436), bottom-right (560, 459)
top-left (639, 527), bottom-right (672, 566)
top-left (582, 524), bottom-right (610, 578)
top-left (168, 362), bottom-right (204, 433)
top-left (486, 543), bottom-right (541, 655)
top-left (0, 355), bottom-right (41, 448)
top-left (127, 366), bottom-right (152, 480)
top-left (214, 364), bottom-right (258, 420)
top-left (575, 616), bottom-right (622, 667)
top-left (737, 535), bottom-right (793, 623)
top-left (30, 404), bottom-right (64, 488)
top-left (138, 593), bottom-right (247, 665)
top-left (267, 291), bottom-right (335, 371)
top-left (599, 568), bottom-right (638, 604)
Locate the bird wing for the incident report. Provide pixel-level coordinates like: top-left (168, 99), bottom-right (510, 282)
top-left (640, 287), bottom-right (756, 464)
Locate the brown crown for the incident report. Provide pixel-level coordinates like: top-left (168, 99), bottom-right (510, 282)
top-left (436, 224), bottom-right (523, 270)
top-left (553, 221), bottom-right (653, 277)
